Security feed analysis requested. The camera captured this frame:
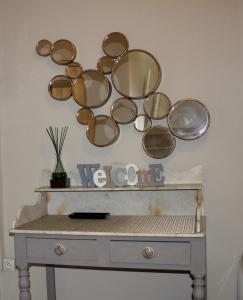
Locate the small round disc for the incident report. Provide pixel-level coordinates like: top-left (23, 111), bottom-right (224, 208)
top-left (142, 125), bottom-right (176, 159)
top-left (86, 115), bottom-right (120, 147)
top-left (134, 114), bottom-right (152, 132)
top-left (97, 56), bottom-right (114, 74)
top-left (36, 39), bottom-right (52, 56)
top-left (65, 62), bottom-right (83, 79)
top-left (76, 108), bottom-right (94, 125)
top-left (50, 39), bottom-right (77, 65)
top-left (144, 92), bottom-right (171, 119)
top-left (102, 32), bottom-right (129, 58)
top-left (48, 75), bottom-right (72, 101)
top-left (111, 98), bottom-right (138, 124)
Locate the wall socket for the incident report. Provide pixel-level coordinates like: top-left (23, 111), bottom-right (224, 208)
top-left (3, 258), bottom-right (15, 271)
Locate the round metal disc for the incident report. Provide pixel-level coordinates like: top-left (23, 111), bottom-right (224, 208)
top-left (142, 125), bottom-right (176, 159)
top-left (72, 70), bottom-right (111, 108)
top-left (76, 108), bottom-right (94, 125)
top-left (86, 115), bottom-right (120, 147)
top-left (65, 62), bottom-right (83, 79)
top-left (144, 92), bottom-right (171, 119)
top-left (111, 98), bottom-right (138, 124)
top-left (167, 99), bottom-right (210, 140)
top-left (112, 49), bottom-right (161, 99)
top-left (48, 75), bottom-right (72, 101)
top-left (50, 39), bottom-right (77, 65)
top-left (97, 56), bottom-right (114, 74)
top-left (36, 39), bottom-right (52, 56)
top-left (134, 114), bottom-right (152, 132)
top-left (102, 32), bottom-right (129, 58)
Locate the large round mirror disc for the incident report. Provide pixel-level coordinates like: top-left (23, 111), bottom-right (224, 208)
top-left (112, 50), bottom-right (161, 99)
top-left (143, 125), bottom-right (176, 159)
top-left (72, 70), bottom-right (111, 108)
top-left (111, 98), bottom-right (138, 124)
top-left (51, 39), bottom-right (76, 65)
top-left (86, 115), bottom-right (120, 147)
top-left (65, 62), bottom-right (83, 79)
top-left (97, 56), bottom-right (114, 74)
top-left (102, 32), bottom-right (129, 58)
top-left (134, 114), bottom-right (152, 132)
top-left (167, 99), bottom-right (210, 140)
top-left (36, 39), bottom-right (52, 56)
top-left (76, 108), bottom-right (94, 125)
top-left (48, 75), bottom-right (72, 101)
top-left (144, 92), bottom-right (171, 119)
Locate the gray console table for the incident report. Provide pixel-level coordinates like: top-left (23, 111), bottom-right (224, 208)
top-left (10, 184), bottom-right (206, 300)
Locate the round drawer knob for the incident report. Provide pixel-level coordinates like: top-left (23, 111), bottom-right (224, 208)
top-left (142, 247), bottom-right (155, 258)
top-left (54, 244), bottom-right (65, 256)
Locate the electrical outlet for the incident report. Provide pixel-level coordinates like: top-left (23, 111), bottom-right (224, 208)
top-left (3, 258), bottom-right (15, 271)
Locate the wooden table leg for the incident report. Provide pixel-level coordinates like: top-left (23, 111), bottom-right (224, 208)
top-left (18, 266), bottom-right (31, 300)
top-left (46, 266), bottom-right (56, 300)
top-left (192, 274), bottom-right (206, 300)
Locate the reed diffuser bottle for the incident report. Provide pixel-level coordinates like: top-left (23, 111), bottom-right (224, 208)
top-left (46, 126), bottom-right (70, 188)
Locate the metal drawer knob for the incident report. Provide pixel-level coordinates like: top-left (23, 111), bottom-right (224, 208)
top-left (54, 244), bottom-right (65, 255)
top-left (142, 247), bottom-right (155, 258)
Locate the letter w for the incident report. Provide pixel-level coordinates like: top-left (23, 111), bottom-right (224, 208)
top-left (77, 164), bottom-right (100, 187)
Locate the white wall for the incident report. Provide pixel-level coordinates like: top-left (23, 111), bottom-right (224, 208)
top-left (0, 0), bottom-right (243, 299)
top-left (0, 0), bottom-right (5, 272)
top-left (0, 5), bottom-right (5, 297)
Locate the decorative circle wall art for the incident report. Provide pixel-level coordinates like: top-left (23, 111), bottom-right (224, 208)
top-left (65, 62), bottom-right (83, 79)
top-left (97, 56), bottom-right (114, 74)
top-left (110, 98), bottom-right (138, 124)
top-left (36, 39), bottom-right (52, 56)
top-left (142, 126), bottom-right (176, 159)
top-left (76, 108), bottom-right (94, 125)
top-left (36, 33), bottom-right (210, 157)
top-left (111, 50), bottom-right (161, 99)
top-left (48, 75), bottom-right (72, 101)
top-left (167, 99), bottom-right (210, 140)
top-left (144, 92), bottom-right (171, 120)
top-left (86, 115), bottom-right (120, 147)
top-left (50, 39), bottom-right (77, 65)
top-left (134, 115), bottom-right (152, 132)
top-left (102, 32), bottom-right (129, 58)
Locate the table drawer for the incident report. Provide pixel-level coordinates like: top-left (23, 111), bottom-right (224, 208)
top-left (26, 238), bottom-right (98, 261)
top-left (110, 241), bottom-right (190, 266)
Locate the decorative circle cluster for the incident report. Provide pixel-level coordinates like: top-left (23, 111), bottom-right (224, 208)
top-left (36, 33), bottom-right (210, 159)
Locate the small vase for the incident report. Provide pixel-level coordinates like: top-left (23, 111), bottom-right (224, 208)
top-left (52, 157), bottom-right (67, 179)
top-left (50, 156), bottom-right (70, 188)
top-left (46, 126), bottom-right (70, 188)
